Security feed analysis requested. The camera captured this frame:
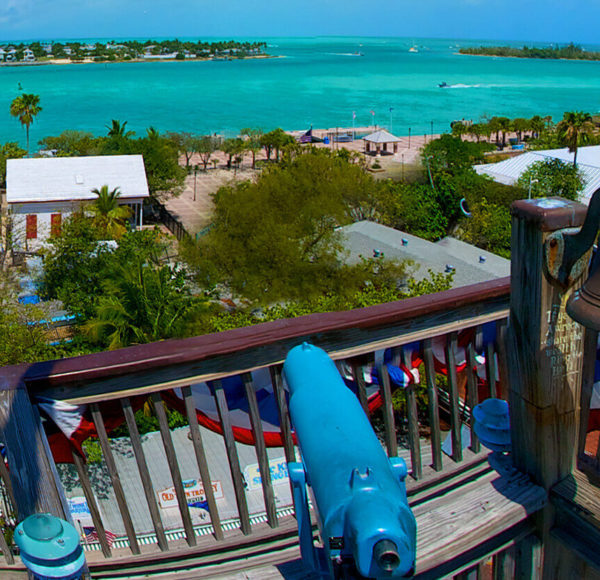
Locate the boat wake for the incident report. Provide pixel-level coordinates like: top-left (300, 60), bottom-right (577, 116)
top-left (328, 52), bottom-right (363, 57)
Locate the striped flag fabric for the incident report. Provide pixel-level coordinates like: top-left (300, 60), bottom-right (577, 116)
top-left (83, 526), bottom-right (118, 547)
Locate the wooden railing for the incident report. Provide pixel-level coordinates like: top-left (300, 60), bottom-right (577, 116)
top-left (0, 276), bottom-right (553, 578)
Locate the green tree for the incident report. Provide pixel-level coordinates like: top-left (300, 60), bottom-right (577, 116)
top-left (106, 119), bottom-right (135, 139)
top-left (166, 131), bottom-right (198, 168)
top-left (260, 128), bottom-right (295, 161)
top-left (84, 262), bottom-right (201, 349)
top-left (197, 135), bottom-right (219, 171)
top-left (89, 185), bottom-right (132, 239)
top-left (421, 135), bottom-right (492, 175)
top-left (457, 199), bottom-right (511, 258)
top-left (517, 158), bottom-right (584, 201)
top-left (240, 127), bottom-right (263, 169)
top-left (184, 149), bottom-right (386, 303)
top-left (557, 111), bottom-right (595, 166)
top-left (221, 137), bottom-right (246, 169)
top-left (10, 93), bottom-right (42, 154)
top-left (38, 130), bottom-right (103, 157)
top-left (0, 142), bottom-right (27, 187)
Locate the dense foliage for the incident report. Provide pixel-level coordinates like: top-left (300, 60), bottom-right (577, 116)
top-left (517, 159), bottom-right (584, 200)
top-left (459, 43), bottom-right (600, 61)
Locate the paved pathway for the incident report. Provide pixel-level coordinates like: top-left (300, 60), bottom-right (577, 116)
top-left (163, 131), bottom-right (439, 236)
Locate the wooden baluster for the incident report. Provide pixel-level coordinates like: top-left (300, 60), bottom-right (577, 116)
top-left (493, 546), bottom-right (515, 579)
top-left (376, 361), bottom-right (398, 457)
top-left (90, 404), bottom-right (140, 554)
top-left (578, 329), bottom-right (598, 460)
top-left (423, 339), bottom-right (442, 471)
top-left (151, 392), bottom-right (196, 547)
top-left (121, 398), bottom-right (168, 551)
top-left (0, 450), bottom-right (16, 511)
top-left (181, 386), bottom-right (224, 540)
top-left (400, 346), bottom-right (422, 479)
top-left (495, 319), bottom-right (510, 400)
top-left (445, 332), bottom-right (462, 463)
top-left (514, 534), bottom-right (543, 578)
top-left (466, 332), bottom-right (480, 454)
top-left (242, 373), bottom-right (278, 529)
top-left (350, 361), bottom-right (370, 416)
top-left (71, 449), bottom-right (112, 558)
top-left (269, 366), bottom-right (296, 465)
top-left (210, 380), bottom-right (251, 535)
top-left (485, 338), bottom-right (498, 399)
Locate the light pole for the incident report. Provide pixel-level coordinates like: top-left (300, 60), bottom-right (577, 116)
top-left (431, 120), bottom-right (434, 140)
top-left (401, 153), bottom-right (405, 180)
top-left (193, 165), bottom-right (198, 202)
top-left (408, 127), bottom-right (411, 149)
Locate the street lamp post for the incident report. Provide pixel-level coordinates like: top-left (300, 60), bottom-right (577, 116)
top-left (193, 165), bottom-right (198, 202)
top-left (431, 120), bottom-right (434, 140)
top-left (408, 127), bottom-right (411, 149)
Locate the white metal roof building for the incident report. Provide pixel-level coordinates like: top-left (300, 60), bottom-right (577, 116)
top-left (474, 146), bottom-right (600, 204)
top-left (7, 154), bottom-right (149, 203)
top-left (6, 155), bottom-right (149, 250)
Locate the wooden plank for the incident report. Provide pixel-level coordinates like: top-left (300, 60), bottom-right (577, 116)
top-left (71, 450), bottom-right (112, 558)
top-left (495, 319), bottom-right (509, 401)
top-left (466, 338), bottom-right (480, 454)
top-left (493, 546), bottom-right (515, 579)
top-left (269, 366), bottom-right (296, 465)
top-left (514, 534), bottom-right (542, 578)
top-left (401, 346), bottom-right (422, 479)
top-left (579, 329), bottom-right (598, 458)
top-left (423, 340), bottom-right (442, 471)
top-left (0, 446), bottom-right (16, 511)
top-left (445, 332), bottom-right (463, 463)
top-left (242, 373), bottom-right (278, 529)
top-left (350, 361), bottom-right (370, 416)
top-left (182, 386), bottom-right (224, 541)
top-left (0, 387), bottom-right (67, 520)
top-left (485, 340), bottom-right (497, 399)
top-left (34, 298), bottom-right (511, 406)
top-left (377, 362), bottom-right (397, 457)
top-left (0, 519), bottom-right (13, 565)
top-left (121, 397), bottom-right (168, 551)
top-left (210, 380), bottom-right (251, 535)
top-left (24, 277), bottom-right (510, 394)
top-left (90, 404), bottom-right (140, 555)
top-left (151, 392), bottom-right (196, 547)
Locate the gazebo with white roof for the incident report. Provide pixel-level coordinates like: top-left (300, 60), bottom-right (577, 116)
top-left (362, 129), bottom-right (403, 155)
top-left (6, 154), bottom-right (150, 250)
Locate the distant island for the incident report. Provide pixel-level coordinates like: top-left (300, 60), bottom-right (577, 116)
top-left (459, 43), bottom-right (600, 61)
top-left (0, 39), bottom-right (269, 65)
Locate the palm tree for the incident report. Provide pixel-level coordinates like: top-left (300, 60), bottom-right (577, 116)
top-left (10, 93), bottom-right (42, 154)
top-left (557, 111), bottom-right (596, 167)
top-left (451, 121), bottom-right (467, 141)
top-left (105, 119), bottom-right (134, 139)
top-left (89, 185), bottom-right (131, 239)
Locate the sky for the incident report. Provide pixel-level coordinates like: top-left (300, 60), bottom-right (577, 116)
top-left (0, 0), bottom-right (599, 45)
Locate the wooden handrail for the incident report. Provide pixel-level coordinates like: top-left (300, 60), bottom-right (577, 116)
top-left (0, 277), bottom-right (510, 400)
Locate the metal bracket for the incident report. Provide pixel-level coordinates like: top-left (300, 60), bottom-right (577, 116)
top-left (544, 187), bottom-right (600, 289)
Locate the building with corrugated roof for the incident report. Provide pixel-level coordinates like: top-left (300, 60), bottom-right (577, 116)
top-left (6, 155), bottom-right (149, 250)
top-left (474, 145), bottom-right (600, 203)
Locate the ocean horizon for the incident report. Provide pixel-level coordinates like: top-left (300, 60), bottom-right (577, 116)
top-left (1, 36), bottom-right (600, 148)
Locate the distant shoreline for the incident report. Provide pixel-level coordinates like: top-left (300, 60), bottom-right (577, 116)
top-left (0, 54), bottom-right (276, 67)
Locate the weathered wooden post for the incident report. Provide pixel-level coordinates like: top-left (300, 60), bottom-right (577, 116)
top-left (507, 197), bottom-right (590, 578)
top-left (508, 197), bottom-right (589, 489)
top-left (0, 373), bottom-right (69, 521)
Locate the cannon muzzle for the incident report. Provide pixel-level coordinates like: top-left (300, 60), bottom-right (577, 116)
top-left (373, 539), bottom-right (401, 573)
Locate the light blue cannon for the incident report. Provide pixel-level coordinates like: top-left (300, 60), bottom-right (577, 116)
top-left (283, 343), bottom-right (417, 579)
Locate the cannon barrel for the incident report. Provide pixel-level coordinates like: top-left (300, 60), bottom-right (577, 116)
top-left (283, 343), bottom-right (416, 578)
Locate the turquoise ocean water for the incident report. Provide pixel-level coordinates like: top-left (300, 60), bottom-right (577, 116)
top-left (2, 36), bottom-right (600, 147)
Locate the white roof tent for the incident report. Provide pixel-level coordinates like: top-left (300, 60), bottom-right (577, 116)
top-left (362, 129), bottom-right (403, 144)
top-left (7, 155), bottom-right (150, 204)
top-left (474, 145), bottom-right (600, 204)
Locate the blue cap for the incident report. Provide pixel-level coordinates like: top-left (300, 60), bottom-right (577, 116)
top-left (15, 514), bottom-right (86, 580)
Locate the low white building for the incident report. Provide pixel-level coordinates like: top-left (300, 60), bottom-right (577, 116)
top-left (7, 155), bottom-right (150, 250)
top-left (474, 145), bottom-right (600, 204)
